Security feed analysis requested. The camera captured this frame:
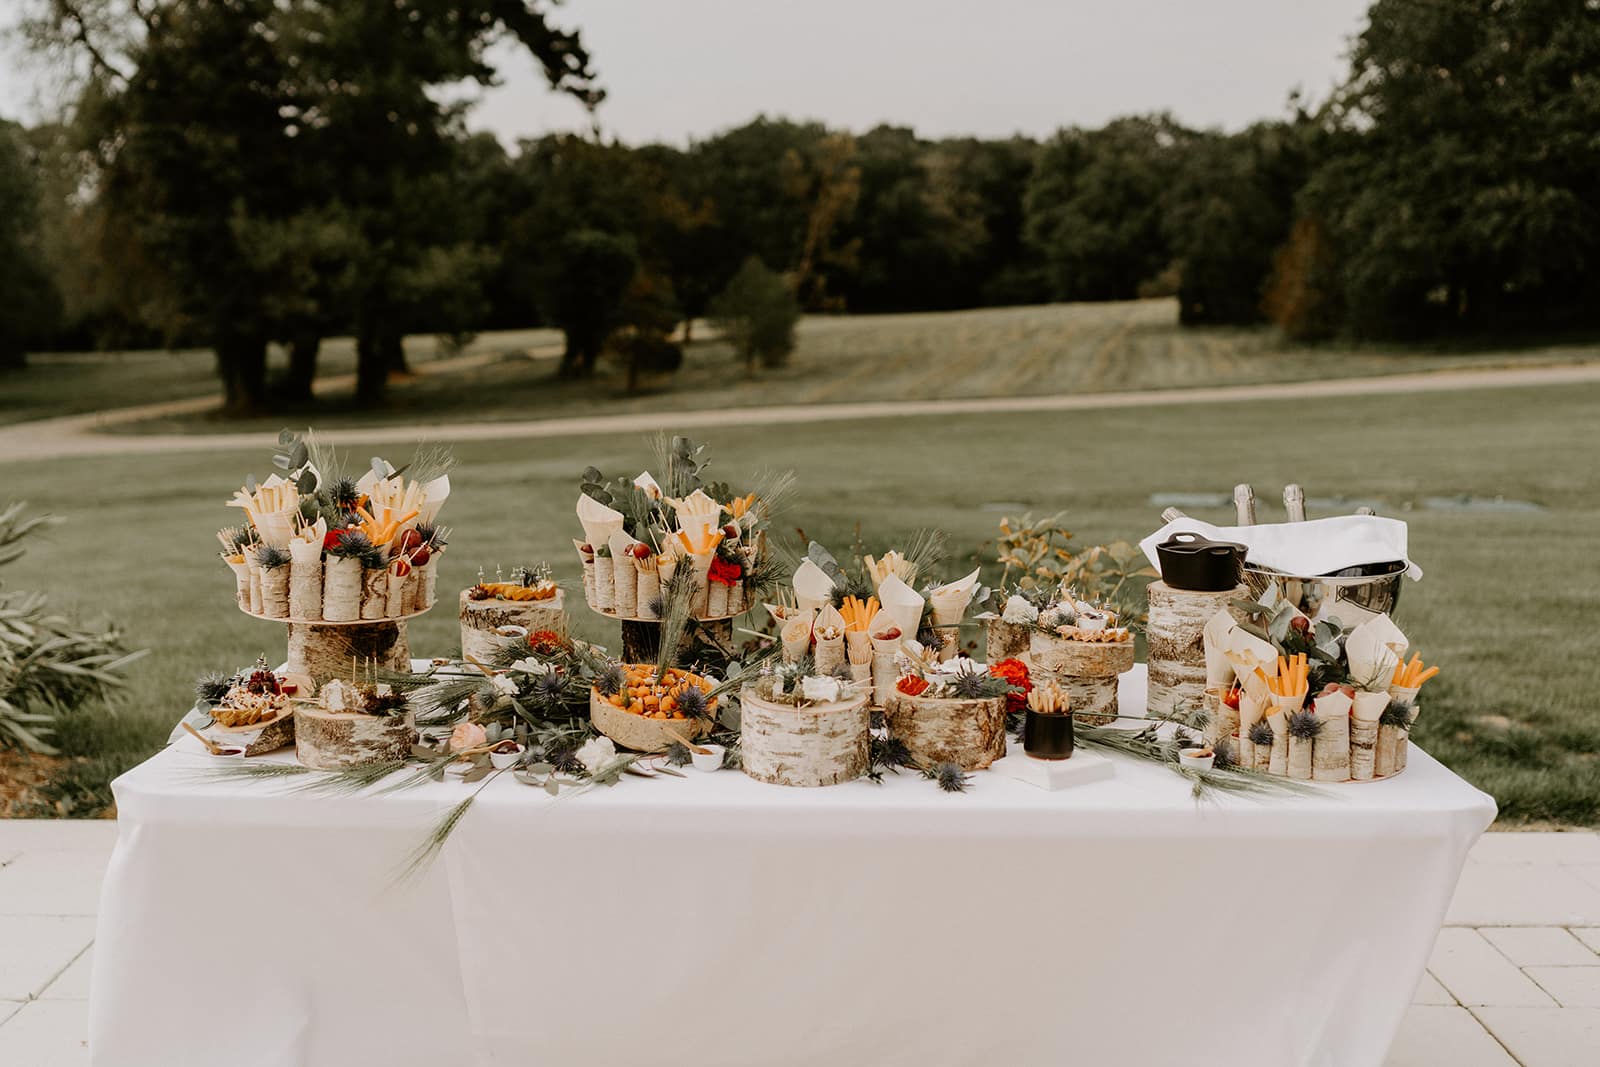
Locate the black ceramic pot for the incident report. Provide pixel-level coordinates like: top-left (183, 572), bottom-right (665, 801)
top-left (1156, 532), bottom-right (1247, 592)
top-left (1023, 709), bottom-right (1074, 760)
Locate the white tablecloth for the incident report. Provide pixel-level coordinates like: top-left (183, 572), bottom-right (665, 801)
top-left (90, 667), bottom-right (1495, 1067)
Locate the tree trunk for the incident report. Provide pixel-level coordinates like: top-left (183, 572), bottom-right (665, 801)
top-left (383, 332), bottom-right (409, 378)
top-left (558, 333), bottom-right (582, 377)
top-left (216, 334), bottom-right (268, 414)
top-left (681, 317), bottom-right (694, 345)
top-left (283, 333), bottom-right (320, 404)
top-left (355, 330), bottom-right (387, 402)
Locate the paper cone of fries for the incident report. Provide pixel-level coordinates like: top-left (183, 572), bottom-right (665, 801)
top-left (418, 474), bottom-right (451, 524)
top-left (812, 604), bottom-right (847, 676)
top-left (224, 556), bottom-right (249, 610)
top-left (227, 475), bottom-right (300, 548)
top-left (863, 551), bottom-right (915, 593)
top-left (1346, 615), bottom-right (1408, 691)
top-left (928, 567), bottom-right (980, 662)
top-left (576, 493), bottom-right (625, 553)
top-left (288, 538), bottom-right (323, 620)
top-left (1312, 688), bottom-right (1353, 781)
top-left (781, 616), bottom-right (813, 663)
top-left (636, 555), bottom-right (661, 620)
top-left (672, 488), bottom-right (722, 545)
top-left (609, 532), bottom-right (639, 618)
top-left (793, 559), bottom-right (835, 614)
top-left (322, 554), bottom-right (361, 621)
top-left (846, 630), bottom-right (872, 668)
top-left (877, 574), bottom-right (924, 643)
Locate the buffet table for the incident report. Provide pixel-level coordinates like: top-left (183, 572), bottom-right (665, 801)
top-left (89, 668), bottom-right (1495, 1067)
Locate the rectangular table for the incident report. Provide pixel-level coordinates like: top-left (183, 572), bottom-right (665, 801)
top-left (89, 667), bottom-right (1494, 1066)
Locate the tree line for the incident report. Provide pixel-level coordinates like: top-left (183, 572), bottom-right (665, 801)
top-left (2, 0), bottom-right (1597, 408)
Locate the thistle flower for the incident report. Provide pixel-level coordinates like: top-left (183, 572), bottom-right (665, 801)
top-left (254, 545), bottom-right (292, 570)
top-left (531, 670), bottom-right (570, 708)
top-left (546, 745), bottom-right (584, 775)
top-left (646, 596), bottom-right (664, 618)
top-left (871, 735), bottom-right (913, 771)
top-left (362, 689), bottom-right (409, 717)
top-left (1379, 701), bottom-right (1415, 730)
top-left (595, 663), bottom-right (626, 697)
top-left (1287, 710), bottom-right (1322, 740)
top-left (1212, 738), bottom-right (1237, 770)
top-left (325, 477), bottom-right (362, 512)
top-left (328, 531), bottom-right (383, 569)
top-left (950, 669), bottom-right (990, 700)
top-left (665, 742), bottom-right (693, 768)
top-left (1248, 720), bottom-right (1275, 747)
top-left (675, 684), bottom-right (709, 721)
top-left (917, 625), bottom-right (947, 652)
top-left (194, 671), bottom-right (233, 704)
top-left (925, 761), bottom-right (973, 793)
top-left (217, 525), bottom-right (254, 554)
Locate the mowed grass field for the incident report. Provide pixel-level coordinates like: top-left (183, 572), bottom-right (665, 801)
top-left (5, 377), bottom-right (1599, 823)
top-left (8, 300), bottom-right (1599, 432)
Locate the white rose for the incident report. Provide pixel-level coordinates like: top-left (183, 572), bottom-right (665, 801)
top-left (490, 674), bottom-right (518, 696)
top-left (801, 675), bottom-right (842, 703)
top-left (510, 657), bottom-right (550, 676)
top-left (576, 736), bottom-right (617, 773)
top-left (1001, 595), bottom-right (1038, 624)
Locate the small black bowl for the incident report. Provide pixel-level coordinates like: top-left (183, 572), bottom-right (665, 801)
top-left (1023, 709), bottom-right (1074, 760)
top-left (1156, 532), bottom-right (1247, 592)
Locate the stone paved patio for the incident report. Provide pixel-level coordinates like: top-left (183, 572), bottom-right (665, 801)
top-left (3, 821), bottom-right (1599, 1065)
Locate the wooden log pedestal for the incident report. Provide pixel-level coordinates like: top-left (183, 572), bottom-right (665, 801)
top-left (286, 619), bottom-right (413, 687)
top-left (294, 705), bottom-right (416, 770)
top-left (1029, 633), bottom-right (1135, 726)
top-left (618, 618), bottom-right (734, 665)
top-left (740, 688), bottom-right (871, 787)
top-left (985, 617), bottom-right (1033, 666)
top-left (884, 691), bottom-right (1007, 771)
top-left (1145, 581), bottom-right (1248, 721)
top-left (459, 590), bottom-right (568, 663)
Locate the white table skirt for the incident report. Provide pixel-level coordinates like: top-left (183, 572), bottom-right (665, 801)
top-left (89, 667), bottom-right (1495, 1067)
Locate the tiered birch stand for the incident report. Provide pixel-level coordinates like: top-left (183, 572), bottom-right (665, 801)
top-left (242, 606), bottom-right (428, 686)
top-left (610, 615), bottom-right (736, 665)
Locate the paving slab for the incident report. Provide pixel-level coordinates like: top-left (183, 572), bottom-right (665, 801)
top-left (38, 946), bottom-right (92, 1001)
top-left (0, 999), bottom-right (90, 1067)
top-left (1474, 1006), bottom-right (1600, 1067)
top-left (1412, 970), bottom-right (1456, 1005)
top-left (1525, 966), bottom-right (1600, 1009)
top-left (1384, 1006), bottom-right (1517, 1067)
top-left (1428, 928), bottom-right (1557, 1007)
top-left (0, 821), bottom-right (117, 853)
top-left (1570, 865), bottom-right (1600, 894)
top-left (0, 851), bottom-right (109, 916)
top-left (1469, 832), bottom-right (1600, 865)
top-left (1572, 928), bottom-right (1600, 954)
top-left (1446, 861), bottom-right (1600, 927)
top-left (0, 916), bottom-right (96, 1001)
top-left (0, 1000), bottom-right (23, 1026)
top-left (1480, 927), bottom-right (1598, 967)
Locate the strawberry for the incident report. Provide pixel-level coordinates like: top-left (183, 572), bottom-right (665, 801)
top-left (410, 545), bottom-right (431, 567)
top-left (632, 543), bottom-right (652, 560)
top-left (1223, 686), bottom-right (1241, 710)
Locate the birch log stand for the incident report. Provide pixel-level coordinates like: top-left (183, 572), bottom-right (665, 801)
top-left (459, 590), bottom-right (568, 663)
top-left (285, 618), bottom-right (415, 686)
top-left (884, 692), bottom-right (1007, 770)
top-left (294, 706), bottom-right (417, 769)
top-left (740, 689), bottom-right (871, 787)
top-left (985, 618), bottom-right (1033, 666)
top-left (618, 618), bottom-right (734, 665)
top-left (1029, 634), bottom-right (1135, 726)
top-left (1145, 581), bottom-right (1247, 721)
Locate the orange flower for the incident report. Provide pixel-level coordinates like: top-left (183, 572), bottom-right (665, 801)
top-left (988, 658), bottom-right (1032, 713)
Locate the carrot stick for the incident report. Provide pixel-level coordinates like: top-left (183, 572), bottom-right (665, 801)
top-left (1415, 665), bottom-right (1440, 686)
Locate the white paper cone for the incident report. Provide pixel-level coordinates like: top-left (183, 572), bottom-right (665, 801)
top-left (1346, 615), bottom-right (1409, 690)
top-left (322, 555), bottom-right (361, 621)
top-left (793, 559), bottom-right (835, 614)
top-left (1202, 609), bottom-right (1237, 689)
top-left (576, 494), bottom-right (625, 553)
top-left (877, 575), bottom-right (925, 642)
top-left (781, 617), bottom-right (812, 663)
top-left (225, 557), bottom-right (249, 610)
top-left (928, 567), bottom-right (980, 627)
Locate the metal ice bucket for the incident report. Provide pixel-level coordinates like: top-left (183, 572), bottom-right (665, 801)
top-left (1241, 560), bottom-right (1407, 619)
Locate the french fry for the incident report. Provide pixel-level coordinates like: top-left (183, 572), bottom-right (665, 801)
top-left (1415, 665), bottom-right (1440, 686)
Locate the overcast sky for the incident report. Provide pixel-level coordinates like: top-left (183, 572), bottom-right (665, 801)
top-left (3, 0), bottom-right (1373, 144)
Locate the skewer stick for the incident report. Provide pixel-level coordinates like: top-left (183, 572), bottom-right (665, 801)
top-left (182, 722), bottom-right (224, 755)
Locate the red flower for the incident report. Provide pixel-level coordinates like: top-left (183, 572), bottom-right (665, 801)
top-left (708, 557), bottom-right (743, 587)
top-left (528, 630), bottom-right (568, 655)
top-left (322, 529), bottom-right (346, 550)
top-left (895, 675), bottom-right (930, 697)
top-left (989, 658), bottom-right (1032, 713)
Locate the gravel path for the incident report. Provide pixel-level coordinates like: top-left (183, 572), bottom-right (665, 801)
top-left (4, 361), bottom-right (1598, 463)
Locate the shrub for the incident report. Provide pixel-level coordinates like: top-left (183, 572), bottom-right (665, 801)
top-left (709, 257), bottom-right (801, 372)
top-left (0, 502), bottom-right (146, 752)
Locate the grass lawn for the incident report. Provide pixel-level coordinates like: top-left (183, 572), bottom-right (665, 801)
top-left (9, 300), bottom-right (1598, 433)
top-left (4, 377), bottom-right (1599, 823)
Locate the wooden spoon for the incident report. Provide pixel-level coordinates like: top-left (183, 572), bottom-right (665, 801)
top-left (181, 722), bottom-right (225, 755)
top-left (660, 726), bottom-right (711, 755)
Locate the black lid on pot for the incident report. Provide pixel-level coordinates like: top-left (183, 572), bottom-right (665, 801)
top-left (1156, 532), bottom-right (1247, 592)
